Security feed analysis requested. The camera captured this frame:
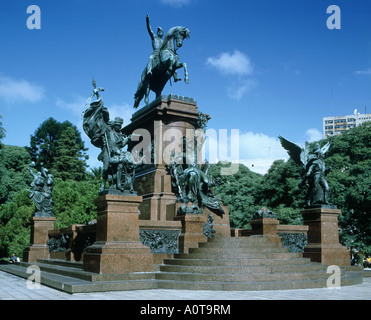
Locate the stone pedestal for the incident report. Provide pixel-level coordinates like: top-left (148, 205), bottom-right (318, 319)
top-left (122, 95), bottom-right (208, 223)
top-left (203, 206), bottom-right (231, 238)
top-left (83, 194), bottom-right (154, 274)
top-left (23, 216), bottom-right (56, 262)
top-left (175, 212), bottom-right (208, 254)
top-left (301, 206), bottom-right (349, 266)
top-left (250, 218), bottom-right (282, 246)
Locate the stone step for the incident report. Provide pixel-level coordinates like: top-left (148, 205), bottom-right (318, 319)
top-left (174, 251), bottom-right (301, 260)
top-left (0, 264), bottom-right (158, 293)
top-left (159, 263), bottom-right (327, 275)
top-left (157, 270), bottom-right (363, 291)
top-left (188, 246), bottom-right (289, 254)
top-left (199, 236), bottom-right (279, 248)
top-left (163, 257), bottom-right (312, 267)
top-left (20, 261), bottom-right (94, 281)
top-left (156, 278), bottom-right (330, 291)
top-left (36, 259), bottom-right (84, 270)
top-left (155, 270), bottom-right (330, 282)
top-left (19, 261), bottom-right (155, 282)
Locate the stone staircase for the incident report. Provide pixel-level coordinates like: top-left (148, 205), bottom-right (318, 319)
top-left (156, 236), bottom-right (363, 290)
top-left (0, 235), bottom-right (363, 293)
top-left (0, 259), bottom-right (157, 293)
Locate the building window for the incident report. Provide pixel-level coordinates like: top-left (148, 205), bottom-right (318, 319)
top-left (334, 119), bottom-right (346, 124)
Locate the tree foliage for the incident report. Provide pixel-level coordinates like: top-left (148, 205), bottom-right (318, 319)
top-left (0, 145), bottom-right (31, 204)
top-left (0, 114), bottom-right (5, 148)
top-left (325, 122), bottom-right (371, 252)
top-left (208, 162), bottom-right (263, 228)
top-left (0, 190), bottom-right (33, 258)
top-left (28, 117), bottom-right (89, 180)
top-left (52, 178), bottom-right (100, 229)
top-left (210, 123), bottom-right (370, 252)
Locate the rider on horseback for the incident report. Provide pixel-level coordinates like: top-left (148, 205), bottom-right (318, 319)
top-left (146, 14), bottom-right (181, 82)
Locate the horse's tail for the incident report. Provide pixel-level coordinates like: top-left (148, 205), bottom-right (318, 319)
top-left (134, 81), bottom-right (144, 109)
top-left (134, 66), bottom-right (149, 109)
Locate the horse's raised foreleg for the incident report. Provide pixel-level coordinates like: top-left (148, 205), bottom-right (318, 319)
top-left (181, 62), bottom-right (189, 84)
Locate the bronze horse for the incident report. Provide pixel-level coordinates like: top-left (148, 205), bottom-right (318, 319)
top-left (134, 26), bottom-right (190, 109)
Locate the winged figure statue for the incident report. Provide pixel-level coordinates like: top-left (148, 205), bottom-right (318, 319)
top-left (279, 136), bottom-right (331, 207)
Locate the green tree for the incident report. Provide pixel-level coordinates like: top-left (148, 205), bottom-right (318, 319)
top-left (28, 117), bottom-right (88, 180)
top-left (88, 167), bottom-right (103, 181)
top-left (209, 162), bottom-right (263, 228)
top-left (0, 145), bottom-right (31, 204)
top-left (54, 126), bottom-right (89, 181)
top-left (0, 190), bottom-right (33, 258)
top-left (256, 159), bottom-right (305, 211)
top-left (0, 114), bottom-right (5, 148)
top-left (52, 178), bottom-right (100, 229)
top-left (325, 122), bottom-right (371, 252)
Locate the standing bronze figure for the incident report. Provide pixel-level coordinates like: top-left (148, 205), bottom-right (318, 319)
top-left (83, 78), bottom-right (136, 193)
top-left (279, 136), bottom-right (331, 207)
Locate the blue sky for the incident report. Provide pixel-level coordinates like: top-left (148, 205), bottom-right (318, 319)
top-left (1, 0), bottom-right (371, 174)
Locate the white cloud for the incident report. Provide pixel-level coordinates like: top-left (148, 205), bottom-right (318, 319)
top-left (305, 128), bottom-right (322, 142)
top-left (0, 75), bottom-right (44, 104)
top-left (203, 130), bottom-right (288, 174)
top-left (238, 131), bottom-right (288, 159)
top-left (227, 79), bottom-right (257, 100)
top-left (355, 68), bottom-right (371, 76)
top-left (55, 95), bottom-right (87, 117)
top-left (206, 50), bottom-right (253, 76)
top-left (206, 51), bottom-right (256, 100)
top-left (108, 103), bottom-right (135, 126)
top-left (160, 0), bottom-right (191, 7)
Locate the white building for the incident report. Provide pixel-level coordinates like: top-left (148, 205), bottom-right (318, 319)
top-left (323, 109), bottom-right (371, 138)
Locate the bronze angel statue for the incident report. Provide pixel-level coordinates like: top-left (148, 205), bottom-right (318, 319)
top-left (279, 136), bottom-right (331, 207)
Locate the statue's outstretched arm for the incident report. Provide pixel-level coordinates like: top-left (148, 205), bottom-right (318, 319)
top-left (146, 14), bottom-right (155, 40)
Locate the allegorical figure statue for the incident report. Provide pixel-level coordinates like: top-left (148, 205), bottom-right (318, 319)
top-left (279, 136), bottom-right (331, 207)
top-left (134, 14), bottom-right (190, 108)
top-left (27, 162), bottom-right (54, 217)
top-left (166, 132), bottom-right (224, 217)
top-left (301, 143), bottom-right (331, 205)
top-left (83, 78), bottom-right (136, 193)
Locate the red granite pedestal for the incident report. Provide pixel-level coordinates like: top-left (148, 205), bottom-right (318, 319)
top-left (175, 210), bottom-right (208, 254)
top-left (250, 217), bottom-right (282, 247)
top-left (23, 216), bottom-right (56, 263)
top-left (83, 194), bottom-right (154, 274)
top-left (302, 206), bottom-right (349, 266)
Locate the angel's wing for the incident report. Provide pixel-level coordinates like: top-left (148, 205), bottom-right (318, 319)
top-left (321, 141), bottom-right (331, 155)
top-left (300, 142), bottom-right (310, 167)
top-left (278, 135), bottom-right (304, 167)
top-left (92, 77), bottom-right (97, 89)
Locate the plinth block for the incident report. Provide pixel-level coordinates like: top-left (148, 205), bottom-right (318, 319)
top-left (250, 218), bottom-right (282, 246)
top-left (175, 213), bottom-right (208, 253)
top-left (23, 216), bottom-right (56, 262)
top-left (83, 241), bottom-right (153, 274)
top-left (301, 206), bottom-right (349, 266)
top-left (83, 194), bottom-right (154, 274)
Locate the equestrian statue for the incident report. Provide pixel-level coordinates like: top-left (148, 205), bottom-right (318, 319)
top-left (134, 14), bottom-right (190, 108)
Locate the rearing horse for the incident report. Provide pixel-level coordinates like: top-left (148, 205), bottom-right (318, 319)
top-left (134, 26), bottom-right (190, 109)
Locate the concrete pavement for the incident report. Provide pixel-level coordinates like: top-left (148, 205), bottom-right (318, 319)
top-left (0, 269), bottom-right (370, 300)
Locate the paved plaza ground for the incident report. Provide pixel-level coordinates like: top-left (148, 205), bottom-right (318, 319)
top-left (0, 269), bottom-right (370, 300)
